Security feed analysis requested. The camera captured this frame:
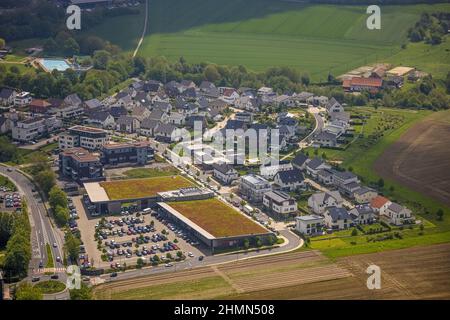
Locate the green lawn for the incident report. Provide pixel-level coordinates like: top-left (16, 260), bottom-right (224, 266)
top-left (123, 167), bottom-right (180, 179)
top-left (86, 0), bottom-right (450, 80)
top-left (45, 243), bottom-right (54, 268)
top-left (0, 175), bottom-right (17, 191)
top-left (94, 276), bottom-right (232, 300)
top-left (34, 280), bottom-right (66, 294)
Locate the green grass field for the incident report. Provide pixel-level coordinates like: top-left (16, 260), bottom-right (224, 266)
top-left (87, 0), bottom-right (450, 80)
top-left (123, 167), bottom-right (180, 179)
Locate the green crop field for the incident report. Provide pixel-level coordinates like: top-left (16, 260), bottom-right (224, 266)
top-left (88, 0), bottom-right (450, 80)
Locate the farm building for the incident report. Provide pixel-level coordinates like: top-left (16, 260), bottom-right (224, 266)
top-left (157, 198), bottom-right (274, 253)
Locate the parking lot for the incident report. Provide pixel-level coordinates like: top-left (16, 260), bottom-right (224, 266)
top-left (73, 196), bottom-right (206, 270)
top-left (0, 186), bottom-right (22, 212)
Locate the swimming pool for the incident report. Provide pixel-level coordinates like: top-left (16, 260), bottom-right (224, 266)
top-left (40, 59), bottom-right (72, 72)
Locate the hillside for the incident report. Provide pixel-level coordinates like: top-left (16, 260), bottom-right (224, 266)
top-left (85, 0), bottom-right (450, 80)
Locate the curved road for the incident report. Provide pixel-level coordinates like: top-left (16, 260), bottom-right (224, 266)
top-left (0, 165), bottom-right (64, 275)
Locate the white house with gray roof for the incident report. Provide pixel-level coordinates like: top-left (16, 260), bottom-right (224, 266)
top-left (308, 191), bottom-right (343, 215)
top-left (263, 190), bottom-right (297, 216)
top-left (324, 207), bottom-right (353, 230)
top-left (381, 202), bottom-right (413, 226)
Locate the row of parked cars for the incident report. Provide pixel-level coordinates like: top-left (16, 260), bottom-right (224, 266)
top-left (157, 216), bottom-right (199, 246)
top-left (0, 193), bottom-right (22, 208)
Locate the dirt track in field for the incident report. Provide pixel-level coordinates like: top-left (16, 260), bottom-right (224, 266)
top-left (94, 244), bottom-right (450, 299)
top-left (374, 111), bottom-right (450, 208)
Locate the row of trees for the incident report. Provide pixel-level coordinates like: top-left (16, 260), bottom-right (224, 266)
top-left (0, 0), bottom-right (140, 42)
top-left (1, 202), bottom-right (32, 282)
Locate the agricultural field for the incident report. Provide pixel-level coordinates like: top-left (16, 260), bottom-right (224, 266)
top-left (99, 176), bottom-right (194, 200)
top-left (88, 0), bottom-right (450, 80)
top-left (167, 198), bottom-right (269, 237)
top-left (374, 110), bottom-right (450, 209)
top-left (94, 244), bottom-right (450, 299)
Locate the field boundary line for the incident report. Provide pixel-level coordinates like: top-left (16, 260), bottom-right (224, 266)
top-left (211, 265), bottom-right (244, 293)
top-left (133, 0), bottom-right (149, 58)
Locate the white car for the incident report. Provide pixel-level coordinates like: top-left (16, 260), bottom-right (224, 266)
top-left (53, 242), bottom-right (57, 248)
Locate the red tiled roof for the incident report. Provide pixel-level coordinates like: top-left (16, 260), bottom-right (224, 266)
top-left (370, 196), bottom-right (390, 209)
top-left (30, 99), bottom-right (51, 108)
top-left (349, 77), bottom-right (383, 88)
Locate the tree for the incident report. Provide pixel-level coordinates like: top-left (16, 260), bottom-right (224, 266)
top-left (49, 186), bottom-right (68, 210)
top-left (44, 38), bottom-right (58, 54)
top-left (351, 228), bottom-right (358, 237)
top-left (0, 38), bottom-right (5, 49)
top-left (63, 38), bottom-right (80, 56)
top-left (34, 170), bottom-right (56, 196)
top-left (243, 238), bottom-right (250, 250)
top-left (54, 205), bottom-right (69, 226)
top-left (93, 50), bottom-right (111, 70)
top-left (65, 232), bottom-right (81, 262)
top-left (377, 178), bottom-right (385, 188)
top-left (204, 65), bottom-right (220, 82)
top-left (176, 251), bottom-right (183, 258)
top-left (446, 72), bottom-right (450, 94)
top-left (69, 283), bottom-right (92, 300)
top-left (436, 209), bottom-right (444, 221)
top-left (255, 236), bottom-right (262, 248)
top-left (15, 283), bottom-right (43, 300)
top-left (136, 258), bottom-right (144, 269)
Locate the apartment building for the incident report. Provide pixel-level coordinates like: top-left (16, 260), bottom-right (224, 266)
top-left (59, 125), bottom-right (109, 151)
top-left (100, 141), bottom-right (154, 167)
top-left (239, 174), bottom-right (272, 204)
top-left (59, 147), bottom-right (104, 183)
top-left (12, 116), bottom-right (61, 142)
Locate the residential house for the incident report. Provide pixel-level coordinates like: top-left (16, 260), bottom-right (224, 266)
top-left (257, 87), bottom-right (273, 96)
top-left (84, 111), bottom-right (115, 129)
top-left (83, 98), bottom-right (103, 111)
top-left (370, 196), bottom-right (390, 214)
top-left (148, 109), bottom-right (169, 123)
top-left (332, 170), bottom-right (359, 188)
top-left (291, 153), bottom-right (310, 170)
top-left (29, 99), bottom-right (51, 114)
top-left (220, 88), bottom-right (240, 105)
top-left (263, 190), bottom-right (297, 217)
top-left (59, 147), bottom-right (104, 183)
top-left (260, 160), bottom-right (292, 179)
top-left (115, 91), bottom-right (133, 108)
top-left (312, 96), bottom-right (329, 107)
top-left (349, 205), bottom-right (375, 225)
top-left (0, 116), bottom-right (10, 134)
top-left (316, 168), bottom-right (334, 185)
top-left (64, 93), bottom-right (82, 108)
top-left (0, 88), bottom-right (17, 107)
top-left (325, 98), bottom-right (344, 114)
top-left (186, 115), bottom-right (206, 130)
top-left (305, 157), bottom-right (331, 178)
top-left (154, 123), bottom-right (183, 142)
top-left (235, 112), bottom-right (254, 124)
top-left (273, 168), bottom-right (305, 191)
top-left (167, 112), bottom-right (186, 126)
top-left (274, 95), bottom-right (296, 108)
top-left (139, 118), bottom-right (160, 137)
top-left (116, 115), bottom-right (140, 133)
top-left (382, 202), bottom-right (413, 226)
top-left (353, 187), bottom-right (378, 204)
top-left (324, 207), bottom-right (353, 230)
top-left (14, 91), bottom-right (32, 107)
top-left (295, 215), bottom-right (324, 236)
top-left (212, 163), bottom-right (239, 185)
top-left (308, 191), bottom-right (343, 215)
top-left (239, 174), bottom-right (272, 204)
top-left (313, 131), bottom-right (339, 148)
top-left (131, 106), bottom-right (151, 121)
top-left (109, 105), bottom-right (127, 120)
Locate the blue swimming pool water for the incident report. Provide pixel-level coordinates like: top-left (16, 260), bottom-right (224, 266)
top-left (41, 59), bottom-right (71, 72)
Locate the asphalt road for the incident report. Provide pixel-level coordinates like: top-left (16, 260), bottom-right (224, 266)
top-left (0, 165), bottom-right (65, 275)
